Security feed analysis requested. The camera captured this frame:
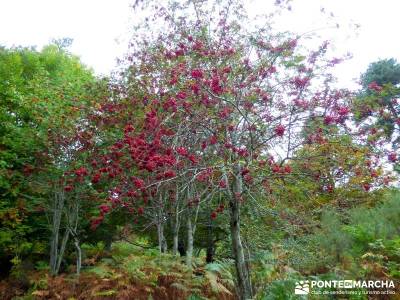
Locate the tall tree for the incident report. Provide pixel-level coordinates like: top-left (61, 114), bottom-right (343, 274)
top-left (354, 58), bottom-right (399, 172)
top-left (0, 41), bottom-right (100, 275)
top-left (85, 1), bottom-right (365, 298)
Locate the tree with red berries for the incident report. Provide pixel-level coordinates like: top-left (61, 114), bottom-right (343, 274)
top-left (85, 1), bottom-right (372, 298)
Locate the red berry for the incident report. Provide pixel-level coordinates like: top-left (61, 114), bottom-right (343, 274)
top-left (91, 173), bottom-right (101, 184)
top-left (209, 135), bottom-right (218, 145)
top-left (99, 204), bottom-right (110, 214)
top-left (124, 124), bottom-right (135, 133)
top-left (74, 167), bottom-right (88, 177)
top-left (191, 69), bottom-right (203, 79)
top-left (138, 207), bottom-right (144, 215)
top-left (283, 165), bottom-right (292, 174)
top-left (337, 106), bottom-right (349, 116)
top-left (176, 147), bottom-right (188, 156)
top-left (363, 183), bottom-right (371, 191)
top-left (219, 179), bottom-right (227, 188)
top-left (131, 177), bottom-right (145, 189)
top-left (241, 168), bottom-right (250, 176)
top-left (272, 164), bottom-right (280, 173)
top-left (368, 81), bottom-right (382, 92)
top-left (164, 169), bottom-right (176, 178)
top-left (188, 154), bottom-right (198, 165)
top-left (274, 125), bottom-right (285, 137)
top-left (388, 152), bottom-right (397, 163)
top-left (383, 177), bottom-right (390, 185)
top-left (324, 115), bottom-right (334, 125)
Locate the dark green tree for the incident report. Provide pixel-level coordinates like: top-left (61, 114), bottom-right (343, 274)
top-left (354, 58), bottom-right (399, 171)
top-left (361, 58), bottom-right (400, 89)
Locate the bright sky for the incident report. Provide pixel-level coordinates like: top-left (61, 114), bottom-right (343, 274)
top-left (1, 0), bottom-right (400, 89)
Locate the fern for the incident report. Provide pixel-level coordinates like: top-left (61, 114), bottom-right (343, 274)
top-left (187, 294), bottom-right (207, 300)
top-left (93, 289), bottom-right (117, 296)
top-left (205, 271), bottom-right (232, 295)
top-left (86, 265), bottom-right (113, 279)
top-left (170, 282), bottom-right (189, 291)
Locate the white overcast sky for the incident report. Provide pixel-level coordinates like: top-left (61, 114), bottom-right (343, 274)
top-left (1, 0), bottom-right (399, 89)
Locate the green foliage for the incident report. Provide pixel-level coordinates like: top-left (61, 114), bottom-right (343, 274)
top-left (34, 260), bottom-right (49, 271)
top-left (187, 294), bottom-right (207, 300)
top-left (251, 250), bottom-right (280, 292)
top-left (93, 289), bottom-right (117, 296)
top-left (283, 190), bottom-right (400, 279)
top-left (0, 42), bottom-right (98, 270)
top-left (30, 277), bottom-right (48, 291)
top-left (111, 241), bottom-right (143, 262)
top-left (81, 241), bottom-right (106, 259)
top-left (86, 264), bottom-right (115, 279)
top-left (361, 58), bottom-right (400, 88)
top-left (110, 241), bottom-right (186, 283)
top-left (0, 4), bottom-right (399, 300)
top-left (285, 236), bottom-right (334, 275)
top-left (355, 58), bottom-right (400, 145)
top-left (123, 258), bottom-right (148, 281)
top-left (204, 261), bottom-right (235, 293)
top-left (258, 279), bottom-right (298, 300)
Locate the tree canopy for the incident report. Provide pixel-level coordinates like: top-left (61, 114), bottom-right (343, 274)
top-left (0, 1), bottom-right (399, 299)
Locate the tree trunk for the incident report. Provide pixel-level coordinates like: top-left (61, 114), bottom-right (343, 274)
top-left (172, 185), bottom-right (180, 256)
top-left (50, 192), bottom-right (61, 275)
top-left (74, 237), bottom-right (82, 276)
top-left (172, 206), bottom-right (180, 256)
top-left (185, 184), bottom-right (204, 267)
top-left (156, 193), bottom-right (167, 254)
top-left (65, 195), bottom-right (81, 276)
top-left (49, 231), bottom-right (58, 275)
top-left (229, 168), bottom-right (252, 300)
top-left (157, 222), bottom-right (165, 254)
top-left (230, 200), bottom-right (252, 300)
top-left (206, 205), bottom-right (214, 263)
top-left (50, 189), bottom-right (68, 275)
top-left (55, 228), bottom-right (69, 274)
top-left (162, 235), bottom-right (168, 252)
top-left (50, 234), bottom-right (59, 275)
top-left (206, 229), bottom-right (215, 263)
top-left (186, 215), bottom-right (194, 268)
top-left (172, 231), bottom-right (179, 256)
